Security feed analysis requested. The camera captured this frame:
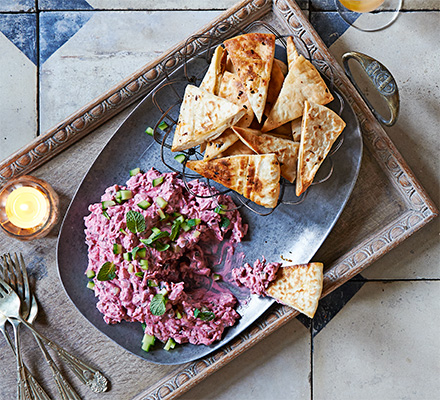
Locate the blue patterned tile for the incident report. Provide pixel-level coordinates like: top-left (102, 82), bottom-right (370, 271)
top-left (0, 13), bottom-right (36, 64)
top-left (311, 0), bottom-right (337, 11)
top-left (297, 275), bottom-right (366, 336)
top-left (0, 0), bottom-right (35, 12)
top-left (39, 11), bottom-right (93, 64)
top-left (311, 11), bottom-right (359, 48)
top-left (39, 0), bottom-right (93, 10)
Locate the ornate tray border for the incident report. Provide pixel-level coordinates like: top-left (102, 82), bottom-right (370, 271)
top-left (0, 1), bottom-right (436, 399)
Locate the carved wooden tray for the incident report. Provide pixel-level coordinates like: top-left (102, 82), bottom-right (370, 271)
top-left (0, 1), bottom-right (437, 399)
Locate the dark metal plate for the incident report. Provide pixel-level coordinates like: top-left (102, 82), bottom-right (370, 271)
top-left (57, 44), bottom-right (362, 365)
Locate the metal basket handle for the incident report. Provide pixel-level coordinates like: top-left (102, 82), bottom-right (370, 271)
top-left (342, 51), bottom-right (399, 126)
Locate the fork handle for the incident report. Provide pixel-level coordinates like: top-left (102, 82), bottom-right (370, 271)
top-left (10, 323), bottom-right (33, 400)
top-left (17, 317), bottom-right (108, 393)
top-left (32, 333), bottom-right (82, 400)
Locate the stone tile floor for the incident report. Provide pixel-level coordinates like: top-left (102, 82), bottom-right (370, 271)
top-left (0, 1), bottom-right (438, 399)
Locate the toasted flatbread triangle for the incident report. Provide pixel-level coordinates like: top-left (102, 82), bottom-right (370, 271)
top-left (291, 117), bottom-right (302, 142)
top-left (218, 71), bottom-right (254, 128)
top-left (203, 128), bottom-right (239, 161)
top-left (264, 59), bottom-right (285, 117)
top-left (296, 101), bottom-right (346, 196)
top-left (224, 33), bottom-right (275, 123)
top-left (200, 45), bottom-right (227, 95)
top-left (186, 154), bottom-right (280, 208)
top-left (220, 139), bottom-right (256, 157)
top-left (262, 37), bottom-right (334, 132)
top-left (266, 263), bottom-right (324, 318)
top-left (232, 126), bottom-right (300, 183)
top-left (171, 85), bottom-right (245, 152)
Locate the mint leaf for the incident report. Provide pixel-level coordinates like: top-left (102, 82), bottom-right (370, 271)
top-left (155, 242), bottom-right (170, 252)
top-left (220, 216), bottom-right (230, 229)
top-left (194, 308), bottom-right (215, 321)
top-left (97, 262), bottom-right (116, 281)
top-left (150, 294), bottom-right (166, 316)
top-left (126, 210), bottom-right (146, 234)
top-left (169, 221), bottom-right (181, 241)
top-left (140, 230), bottom-right (169, 247)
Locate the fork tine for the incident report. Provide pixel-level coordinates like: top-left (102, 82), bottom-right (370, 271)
top-left (16, 253), bottom-right (31, 313)
top-left (5, 254), bottom-right (19, 295)
top-left (0, 277), bottom-right (12, 296)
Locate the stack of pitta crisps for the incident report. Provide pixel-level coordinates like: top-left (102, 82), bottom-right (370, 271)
top-left (266, 262), bottom-right (323, 318)
top-left (170, 33), bottom-right (346, 207)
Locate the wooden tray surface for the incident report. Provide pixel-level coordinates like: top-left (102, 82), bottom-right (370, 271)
top-left (0, 1), bottom-right (437, 399)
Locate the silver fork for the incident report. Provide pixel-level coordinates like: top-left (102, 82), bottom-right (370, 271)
top-left (0, 254), bottom-right (39, 400)
top-left (3, 253), bottom-right (82, 400)
top-left (0, 275), bottom-right (109, 394)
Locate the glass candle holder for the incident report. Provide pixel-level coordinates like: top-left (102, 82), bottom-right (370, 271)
top-left (0, 175), bottom-right (59, 240)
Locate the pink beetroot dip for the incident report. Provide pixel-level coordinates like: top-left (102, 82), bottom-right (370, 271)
top-left (84, 169), bottom-right (248, 346)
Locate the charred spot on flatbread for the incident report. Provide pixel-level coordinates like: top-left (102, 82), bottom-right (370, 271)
top-left (186, 154), bottom-right (280, 208)
top-left (296, 100), bottom-right (346, 196)
top-left (266, 262), bottom-right (324, 318)
top-left (171, 85), bottom-right (245, 152)
top-left (224, 33), bottom-right (275, 123)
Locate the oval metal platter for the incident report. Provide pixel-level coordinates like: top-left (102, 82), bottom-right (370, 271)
top-left (57, 43), bottom-right (363, 365)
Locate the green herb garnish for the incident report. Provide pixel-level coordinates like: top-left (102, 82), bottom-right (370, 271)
top-left (140, 230), bottom-right (169, 246)
top-left (194, 308), bottom-right (215, 321)
top-left (169, 220), bottom-right (181, 241)
top-left (135, 271), bottom-right (144, 279)
top-left (126, 210), bottom-right (146, 234)
top-left (155, 242), bottom-right (170, 252)
top-left (186, 218), bottom-right (201, 227)
top-left (102, 210), bottom-right (110, 220)
top-left (220, 216), bottom-right (230, 229)
top-left (150, 294), bottom-right (167, 316)
top-left (97, 262), bottom-right (116, 281)
top-left (147, 279), bottom-right (158, 287)
top-left (214, 204), bottom-right (227, 214)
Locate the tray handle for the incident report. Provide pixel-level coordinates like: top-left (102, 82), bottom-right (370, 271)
top-left (342, 51), bottom-right (399, 126)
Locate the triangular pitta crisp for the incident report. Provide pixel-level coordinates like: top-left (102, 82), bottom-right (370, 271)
top-left (266, 263), bottom-right (324, 318)
top-left (274, 58), bottom-right (288, 76)
top-left (262, 37), bottom-right (334, 132)
top-left (200, 45), bottom-right (227, 95)
top-left (218, 71), bottom-right (254, 128)
top-left (186, 154), bottom-right (280, 208)
top-left (224, 33), bottom-right (275, 123)
top-left (264, 59), bottom-right (285, 117)
top-left (220, 139), bottom-right (256, 157)
top-left (291, 117), bottom-right (302, 142)
top-left (203, 128), bottom-right (239, 161)
top-left (232, 126), bottom-right (300, 183)
top-left (171, 85), bottom-right (245, 152)
top-left (296, 101), bottom-right (346, 196)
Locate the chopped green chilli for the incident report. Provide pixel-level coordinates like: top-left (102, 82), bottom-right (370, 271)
top-left (97, 262), bottom-right (116, 281)
top-left (135, 271), bottom-right (144, 279)
top-left (137, 200), bottom-right (151, 210)
top-left (102, 210), bottom-right (110, 220)
top-left (174, 154), bottom-right (186, 164)
top-left (141, 333), bottom-right (155, 352)
top-left (119, 227), bottom-right (129, 235)
top-left (126, 210), bottom-right (146, 234)
top-left (158, 121), bottom-right (168, 130)
top-left (150, 294), bottom-right (167, 316)
top-left (113, 243), bottom-right (123, 254)
top-left (86, 270), bottom-right (95, 279)
top-left (102, 200), bottom-right (116, 210)
top-left (130, 168), bottom-right (141, 176)
top-left (145, 126), bottom-right (154, 136)
top-left (155, 197), bottom-right (168, 209)
top-left (164, 338), bottom-right (176, 351)
top-left (139, 259), bottom-right (149, 270)
top-left (152, 176), bottom-right (164, 187)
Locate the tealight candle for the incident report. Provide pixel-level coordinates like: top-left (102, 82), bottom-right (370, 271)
top-left (0, 175), bottom-right (59, 240)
